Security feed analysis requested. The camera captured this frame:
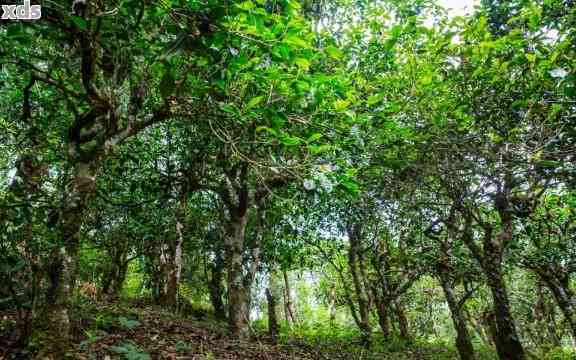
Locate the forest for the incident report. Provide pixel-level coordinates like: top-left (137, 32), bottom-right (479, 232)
top-left (0, 0), bottom-right (575, 359)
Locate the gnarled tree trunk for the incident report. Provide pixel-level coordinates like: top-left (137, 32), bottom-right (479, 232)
top-left (347, 223), bottom-right (372, 345)
top-left (438, 264), bottom-right (475, 360)
top-left (283, 270), bottom-right (296, 325)
top-left (395, 300), bottom-right (410, 341)
top-left (208, 250), bottom-right (226, 320)
top-left (266, 269), bottom-right (280, 343)
top-left (373, 295), bottom-right (391, 339)
top-left (165, 200), bottom-right (186, 309)
top-left (226, 209), bottom-right (250, 337)
top-left (537, 271), bottom-right (576, 348)
top-left (483, 226), bottom-right (524, 360)
top-left (42, 161), bottom-right (97, 357)
top-left (457, 203), bottom-right (525, 360)
top-left (328, 282), bottom-right (337, 326)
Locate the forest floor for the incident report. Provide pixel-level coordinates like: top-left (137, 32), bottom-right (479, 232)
top-left (1, 298), bottom-right (462, 360)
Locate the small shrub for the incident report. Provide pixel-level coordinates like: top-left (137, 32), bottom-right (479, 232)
top-left (535, 346), bottom-right (575, 360)
top-left (175, 340), bottom-right (191, 352)
top-left (109, 342), bottom-right (150, 360)
top-left (117, 316), bottom-right (141, 329)
top-left (80, 329), bottom-right (103, 347)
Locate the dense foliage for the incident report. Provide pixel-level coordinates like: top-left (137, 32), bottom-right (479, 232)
top-left (0, 0), bottom-right (575, 359)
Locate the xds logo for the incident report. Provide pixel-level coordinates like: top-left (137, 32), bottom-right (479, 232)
top-left (1, 0), bottom-right (41, 20)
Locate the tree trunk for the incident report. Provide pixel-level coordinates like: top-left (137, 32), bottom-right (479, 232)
top-left (283, 270), bottom-right (296, 325)
top-left (101, 248), bottom-right (129, 297)
top-left (460, 210), bottom-right (525, 360)
top-left (483, 309), bottom-right (499, 348)
top-left (266, 270), bottom-right (280, 343)
top-left (154, 243), bottom-right (170, 303)
top-left (328, 283), bottom-right (337, 326)
top-left (539, 273), bottom-right (576, 348)
top-left (438, 265), bottom-right (475, 360)
top-left (41, 246), bottom-right (75, 357)
top-left (243, 222), bottom-right (261, 318)
top-left (395, 300), bottom-right (410, 341)
top-left (531, 282), bottom-right (561, 346)
top-left (484, 260), bottom-right (524, 360)
top-left (41, 161), bottom-right (96, 357)
top-left (111, 261), bottom-right (129, 296)
top-left (226, 211), bottom-right (249, 338)
top-left (375, 298), bottom-right (391, 339)
top-left (486, 195), bottom-right (525, 360)
top-left (348, 224), bottom-right (371, 345)
top-left (165, 202), bottom-right (185, 309)
top-left (101, 269), bottom-right (113, 296)
top-left (208, 251), bottom-right (226, 320)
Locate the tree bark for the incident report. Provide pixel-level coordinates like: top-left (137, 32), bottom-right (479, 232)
top-left (375, 298), bottom-right (391, 339)
top-left (101, 242), bottom-right (130, 297)
top-left (41, 161), bottom-right (97, 357)
top-left (458, 208), bottom-right (525, 360)
top-left (101, 262), bottom-right (128, 297)
top-left (395, 300), bottom-right (410, 341)
top-left (438, 265), bottom-right (475, 360)
top-left (111, 261), bottom-right (128, 296)
top-left (328, 282), bottom-right (337, 326)
top-left (283, 270), bottom-right (296, 325)
top-left (208, 250), bottom-right (227, 320)
top-left (483, 224), bottom-right (525, 360)
top-left (484, 261), bottom-right (524, 359)
top-left (165, 201), bottom-right (185, 309)
top-left (538, 272), bottom-right (576, 348)
top-left (266, 270), bottom-right (280, 343)
top-left (242, 204), bottom-right (262, 316)
top-left (347, 223), bottom-right (371, 345)
top-left (226, 210), bottom-right (250, 337)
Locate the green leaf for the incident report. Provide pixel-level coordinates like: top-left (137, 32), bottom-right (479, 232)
top-left (295, 80), bottom-right (310, 91)
top-left (71, 16), bottom-right (88, 30)
top-left (288, 0), bottom-right (301, 9)
top-left (325, 46), bottom-right (343, 60)
top-left (420, 74), bottom-right (433, 85)
top-left (272, 115), bottom-right (286, 128)
top-left (284, 34), bottom-right (309, 49)
top-left (256, 126), bottom-right (277, 136)
top-left (246, 96), bottom-right (264, 110)
top-left (340, 179), bottom-right (359, 194)
top-left (367, 94), bottom-right (382, 106)
top-left (309, 144), bottom-right (331, 154)
top-left (294, 58), bottom-right (310, 70)
top-left (219, 103), bottom-right (238, 115)
top-left (110, 343), bottom-right (150, 360)
top-left (536, 160), bottom-right (560, 169)
top-left (187, 0), bottom-right (203, 10)
top-left (280, 135), bottom-right (301, 146)
top-left (272, 44), bottom-right (292, 60)
top-left (118, 316), bottom-right (140, 329)
top-left (307, 133), bottom-right (323, 143)
top-left (236, 0), bottom-right (255, 10)
top-left (333, 99), bottom-right (350, 111)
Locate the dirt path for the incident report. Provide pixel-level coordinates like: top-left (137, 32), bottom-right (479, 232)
top-left (70, 300), bottom-right (316, 360)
